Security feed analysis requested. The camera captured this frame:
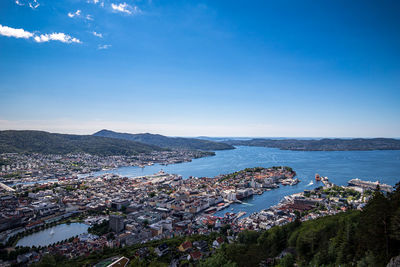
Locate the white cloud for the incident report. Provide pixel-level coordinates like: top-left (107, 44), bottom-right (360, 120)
top-left (88, 0), bottom-right (104, 7)
top-left (98, 44), bottom-right (111, 50)
top-left (68, 10), bottom-right (93, 21)
top-left (92, 31), bottom-right (103, 38)
top-left (0, 24), bottom-right (33, 39)
top-left (111, 2), bottom-right (140, 14)
top-left (15, 0), bottom-right (39, 9)
top-left (0, 25), bottom-right (82, 45)
top-left (34, 33), bottom-right (81, 44)
top-left (68, 9), bottom-right (81, 18)
top-left (29, 0), bottom-right (39, 9)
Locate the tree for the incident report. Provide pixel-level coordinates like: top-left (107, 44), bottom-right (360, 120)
top-left (357, 190), bottom-right (391, 263)
top-left (220, 224), bottom-right (231, 236)
top-left (237, 230), bottom-right (260, 245)
top-left (32, 254), bottom-right (56, 267)
top-left (199, 252), bottom-right (237, 267)
top-left (279, 253), bottom-right (295, 267)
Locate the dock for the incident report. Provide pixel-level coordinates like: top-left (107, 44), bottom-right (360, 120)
top-left (0, 182), bottom-right (15, 192)
top-left (348, 178), bottom-right (392, 192)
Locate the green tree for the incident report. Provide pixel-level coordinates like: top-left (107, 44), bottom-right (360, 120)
top-left (357, 190), bottom-right (391, 263)
top-left (199, 252), bottom-right (237, 267)
top-left (237, 230), bottom-right (260, 245)
top-left (31, 254), bottom-right (57, 267)
top-left (279, 253), bottom-right (295, 267)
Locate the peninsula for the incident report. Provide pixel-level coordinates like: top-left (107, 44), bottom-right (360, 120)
top-left (223, 138), bottom-right (400, 151)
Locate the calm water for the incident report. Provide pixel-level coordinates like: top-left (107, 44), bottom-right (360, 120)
top-left (16, 223), bottom-right (88, 247)
top-left (92, 146), bottom-right (400, 216)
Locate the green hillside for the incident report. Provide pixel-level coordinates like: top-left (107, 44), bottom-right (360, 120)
top-left (0, 130), bottom-right (165, 156)
top-left (93, 129), bottom-right (235, 151)
top-left (201, 183), bottom-right (400, 267)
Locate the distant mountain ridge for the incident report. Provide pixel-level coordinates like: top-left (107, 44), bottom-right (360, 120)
top-left (0, 130), bottom-right (165, 156)
top-left (223, 138), bottom-right (400, 151)
top-left (93, 130), bottom-right (235, 151)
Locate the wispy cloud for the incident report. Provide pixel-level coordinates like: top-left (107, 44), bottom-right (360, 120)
top-left (98, 44), bottom-right (111, 50)
top-left (86, 14), bottom-right (94, 21)
top-left (111, 3), bottom-right (130, 14)
top-left (87, 0), bottom-right (104, 7)
top-left (68, 9), bottom-right (81, 18)
top-left (111, 2), bottom-right (140, 15)
top-left (68, 10), bottom-right (94, 21)
top-left (0, 24), bottom-right (81, 44)
top-left (29, 0), bottom-right (39, 9)
top-left (131, 6), bottom-right (141, 15)
top-left (34, 33), bottom-right (81, 44)
top-left (15, 0), bottom-right (40, 9)
top-left (0, 24), bottom-right (33, 39)
top-left (92, 31), bottom-right (103, 38)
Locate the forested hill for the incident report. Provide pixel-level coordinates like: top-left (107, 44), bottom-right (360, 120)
top-left (224, 138), bottom-right (400, 151)
top-left (0, 130), bottom-right (165, 156)
top-left (93, 130), bottom-right (235, 151)
top-left (200, 183), bottom-right (400, 267)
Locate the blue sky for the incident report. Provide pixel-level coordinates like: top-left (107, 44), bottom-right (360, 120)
top-left (0, 0), bottom-right (399, 137)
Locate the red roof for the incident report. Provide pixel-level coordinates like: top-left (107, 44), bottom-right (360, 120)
top-left (190, 251), bottom-right (202, 260)
top-left (180, 241), bottom-right (192, 250)
top-left (216, 236), bottom-right (224, 244)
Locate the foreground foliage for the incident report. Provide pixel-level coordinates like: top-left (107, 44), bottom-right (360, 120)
top-left (202, 183), bottom-right (400, 266)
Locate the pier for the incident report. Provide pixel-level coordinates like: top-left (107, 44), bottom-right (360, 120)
top-left (0, 182), bottom-right (15, 192)
top-left (348, 178), bottom-right (392, 193)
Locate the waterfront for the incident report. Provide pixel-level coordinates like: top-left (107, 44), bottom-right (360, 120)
top-left (92, 146), bottom-right (400, 185)
top-left (16, 223), bottom-right (89, 248)
top-left (92, 146), bottom-right (400, 216)
top-left (3, 147), bottom-right (399, 263)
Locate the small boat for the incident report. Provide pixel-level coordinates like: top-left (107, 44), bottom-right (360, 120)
top-left (50, 229), bottom-right (55, 235)
top-left (307, 180), bottom-right (314, 186)
top-left (290, 178), bottom-right (300, 185)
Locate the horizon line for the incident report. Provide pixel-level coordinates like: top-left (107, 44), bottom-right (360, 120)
top-left (0, 128), bottom-right (399, 139)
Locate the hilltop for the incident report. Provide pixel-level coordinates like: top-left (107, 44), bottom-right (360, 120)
top-left (93, 130), bottom-right (235, 151)
top-left (0, 130), bottom-right (165, 156)
top-left (224, 138), bottom-right (400, 151)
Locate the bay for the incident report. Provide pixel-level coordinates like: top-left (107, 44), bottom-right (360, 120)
top-left (91, 146), bottom-right (400, 216)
